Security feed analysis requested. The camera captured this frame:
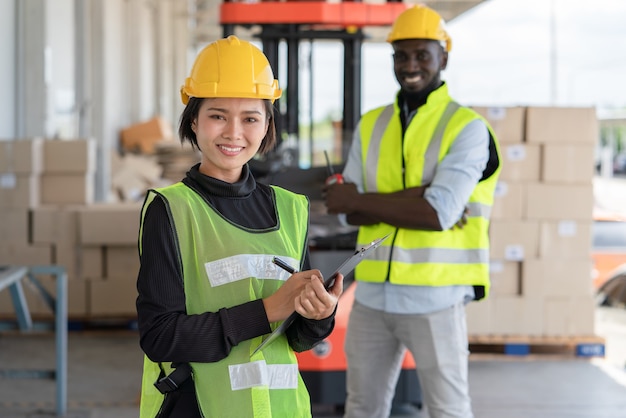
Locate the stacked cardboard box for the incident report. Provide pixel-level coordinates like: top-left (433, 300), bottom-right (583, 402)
top-left (41, 139), bottom-right (96, 205)
top-left (0, 138), bottom-right (53, 271)
top-left (111, 150), bottom-right (165, 202)
top-left (0, 139), bottom-right (141, 321)
top-left (77, 203), bottom-right (141, 317)
top-left (0, 138), bottom-right (43, 209)
top-left (120, 116), bottom-right (174, 154)
top-left (467, 106), bottom-right (598, 337)
top-left (0, 138), bottom-right (58, 316)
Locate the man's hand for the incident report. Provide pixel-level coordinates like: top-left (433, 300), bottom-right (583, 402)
top-left (453, 207), bottom-right (469, 229)
top-left (323, 182), bottom-right (360, 214)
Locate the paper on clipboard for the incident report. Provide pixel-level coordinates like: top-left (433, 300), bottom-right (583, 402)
top-left (251, 233), bottom-right (390, 356)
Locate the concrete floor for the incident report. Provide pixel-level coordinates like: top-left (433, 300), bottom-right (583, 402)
top-left (1, 324), bottom-right (626, 418)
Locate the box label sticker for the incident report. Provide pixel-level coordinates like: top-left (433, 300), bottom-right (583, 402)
top-left (506, 144), bottom-right (526, 161)
top-left (0, 173), bottom-right (16, 189)
top-left (557, 220), bottom-right (577, 237)
top-left (505, 245), bottom-right (524, 261)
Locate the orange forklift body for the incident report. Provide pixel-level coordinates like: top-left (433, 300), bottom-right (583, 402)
top-left (295, 282), bottom-right (421, 407)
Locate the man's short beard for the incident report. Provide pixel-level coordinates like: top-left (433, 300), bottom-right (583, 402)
top-left (400, 77), bottom-right (443, 104)
top-left (401, 89), bottom-right (430, 104)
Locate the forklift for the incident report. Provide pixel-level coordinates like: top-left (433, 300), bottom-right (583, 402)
top-left (220, 1), bottom-right (422, 412)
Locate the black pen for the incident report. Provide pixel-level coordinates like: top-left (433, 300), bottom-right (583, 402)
top-left (272, 257), bottom-right (298, 274)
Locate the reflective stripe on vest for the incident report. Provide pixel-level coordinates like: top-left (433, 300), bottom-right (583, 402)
top-left (371, 245), bottom-right (489, 265)
top-left (365, 105), bottom-right (394, 191)
top-left (205, 254), bottom-right (298, 287)
top-left (229, 361), bottom-right (298, 390)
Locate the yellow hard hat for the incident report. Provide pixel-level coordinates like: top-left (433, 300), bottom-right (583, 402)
top-left (180, 35), bottom-right (282, 104)
top-left (387, 5), bottom-right (452, 52)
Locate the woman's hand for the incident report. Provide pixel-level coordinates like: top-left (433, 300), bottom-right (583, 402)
top-left (263, 270), bottom-right (344, 322)
top-left (295, 273), bottom-right (344, 320)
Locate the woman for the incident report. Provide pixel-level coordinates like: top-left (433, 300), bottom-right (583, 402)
top-left (136, 35), bottom-right (343, 418)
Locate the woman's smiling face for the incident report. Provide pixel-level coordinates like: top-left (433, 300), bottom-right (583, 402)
top-left (192, 97), bottom-right (269, 183)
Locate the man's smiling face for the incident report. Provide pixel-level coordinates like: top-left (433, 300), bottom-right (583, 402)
top-left (392, 38), bottom-right (448, 95)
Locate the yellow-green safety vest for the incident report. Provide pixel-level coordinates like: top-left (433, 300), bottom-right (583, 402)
top-left (355, 84), bottom-right (502, 298)
top-left (138, 182), bottom-right (312, 418)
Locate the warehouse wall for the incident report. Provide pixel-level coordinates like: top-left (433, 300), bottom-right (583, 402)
top-left (0, 0), bottom-right (190, 200)
top-left (0, 0), bottom-right (16, 138)
top-left (49, 0), bottom-right (75, 139)
top-left (78, 0), bottom-right (189, 149)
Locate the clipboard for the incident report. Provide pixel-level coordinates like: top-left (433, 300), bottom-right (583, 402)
top-left (251, 233), bottom-right (390, 356)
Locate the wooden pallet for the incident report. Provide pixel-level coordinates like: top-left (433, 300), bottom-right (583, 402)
top-left (468, 335), bottom-right (606, 358)
top-left (0, 314), bottom-right (138, 333)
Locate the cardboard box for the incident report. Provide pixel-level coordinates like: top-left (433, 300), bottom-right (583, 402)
top-left (111, 165), bottom-right (151, 202)
top-left (541, 144), bottom-right (595, 184)
top-left (499, 143), bottom-right (541, 182)
top-left (491, 181), bottom-right (524, 220)
top-left (0, 288), bottom-right (16, 315)
top-left (525, 183), bottom-right (593, 221)
top-left (26, 275), bottom-right (88, 318)
top-left (0, 209), bottom-right (30, 246)
top-left (538, 220), bottom-right (592, 259)
top-left (31, 205), bottom-right (81, 244)
top-left (0, 243), bottom-right (53, 266)
top-left (31, 206), bottom-right (81, 280)
top-left (106, 246), bottom-right (140, 280)
top-left (0, 138), bottom-right (44, 174)
top-left (0, 174), bottom-right (40, 209)
top-left (120, 116), bottom-right (174, 154)
top-left (88, 277), bottom-right (138, 316)
top-left (111, 151), bottom-right (163, 202)
top-left (490, 296), bottom-right (543, 335)
top-left (55, 242), bottom-right (79, 281)
top-left (117, 153), bottom-right (162, 183)
top-left (471, 106), bottom-right (525, 144)
top-left (466, 298), bottom-right (492, 335)
top-left (489, 220), bottom-right (539, 260)
top-left (543, 296), bottom-right (596, 336)
top-left (525, 107), bottom-right (598, 145)
top-left (43, 139), bottom-right (96, 174)
top-left (78, 203), bottom-right (142, 245)
top-left (489, 260), bottom-right (521, 296)
top-left (521, 259), bottom-right (593, 298)
top-left (40, 173), bottom-right (94, 205)
top-left (79, 246), bottom-right (105, 280)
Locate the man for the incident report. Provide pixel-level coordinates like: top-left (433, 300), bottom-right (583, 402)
top-left (323, 5), bottom-right (501, 418)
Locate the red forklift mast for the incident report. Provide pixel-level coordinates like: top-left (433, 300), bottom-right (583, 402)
top-left (220, 3), bottom-right (422, 413)
top-left (220, 0), bottom-right (409, 162)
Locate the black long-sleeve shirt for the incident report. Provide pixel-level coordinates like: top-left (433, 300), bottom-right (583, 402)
top-left (136, 163), bottom-right (335, 365)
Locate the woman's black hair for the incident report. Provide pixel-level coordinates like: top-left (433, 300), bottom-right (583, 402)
top-left (178, 98), bottom-right (277, 155)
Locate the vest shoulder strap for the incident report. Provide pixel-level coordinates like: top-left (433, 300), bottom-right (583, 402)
top-left (154, 362), bottom-right (192, 394)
